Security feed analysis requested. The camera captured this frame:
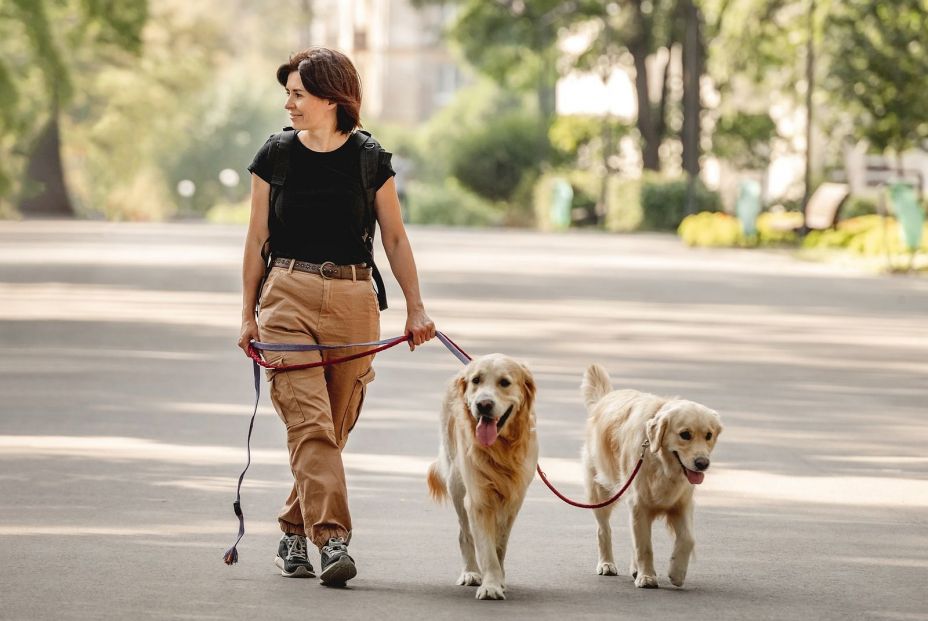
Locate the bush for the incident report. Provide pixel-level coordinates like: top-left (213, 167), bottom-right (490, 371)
top-left (803, 214), bottom-right (928, 256)
top-left (405, 178), bottom-right (502, 226)
top-left (678, 211), bottom-right (743, 246)
top-left (640, 175), bottom-right (722, 231)
top-left (449, 112), bottom-right (547, 203)
top-left (842, 195), bottom-right (879, 219)
top-left (677, 211), bottom-right (800, 247)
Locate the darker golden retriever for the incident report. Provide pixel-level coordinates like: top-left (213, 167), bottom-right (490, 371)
top-left (427, 354), bottom-right (537, 600)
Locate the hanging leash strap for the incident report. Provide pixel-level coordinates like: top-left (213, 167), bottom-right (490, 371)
top-left (535, 440), bottom-right (649, 509)
top-left (224, 331), bottom-right (461, 565)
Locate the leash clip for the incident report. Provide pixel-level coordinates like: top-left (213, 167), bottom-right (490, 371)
top-left (640, 439), bottom-right (650, 456)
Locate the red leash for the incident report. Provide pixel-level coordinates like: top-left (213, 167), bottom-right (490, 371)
top-left (432, 335), bottom-right (644, 510)
top-left (246, 335), bottom-right (410, 371)
top-left (535, 440), bottom-right (650, 509)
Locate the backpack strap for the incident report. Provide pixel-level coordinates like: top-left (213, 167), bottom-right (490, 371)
top-left (353, 130), bottom-right (389, 311)
top-left (255, 128), bottom-right (297, 316)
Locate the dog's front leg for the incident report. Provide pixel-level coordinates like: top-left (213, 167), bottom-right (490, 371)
top-left (667, 505), bottom-right (695, 587)
top-left (470, 510), bottom-right (505, 600)
top-left (629, 503), bottom-right (659, 588)
top-left (451, 485), bottom-right (481, 586)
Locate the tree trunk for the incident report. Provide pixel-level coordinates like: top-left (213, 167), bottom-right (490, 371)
top-left (801, 0), bottom-right (816, 212)
top-left (681, 0), bottom-right (703, 215)
top-left (19, 105), bottom-right (74, 218)
top-left (630, 1), bottom-right (660, 172)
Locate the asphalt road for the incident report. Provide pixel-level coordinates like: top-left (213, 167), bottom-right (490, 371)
top-left (1, 221), bottom-right (926, 620)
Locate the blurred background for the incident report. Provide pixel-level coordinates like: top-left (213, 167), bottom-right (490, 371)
top-left (2, 0), bottom-right (926, 268)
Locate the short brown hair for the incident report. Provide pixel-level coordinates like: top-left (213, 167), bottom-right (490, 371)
top-left (277, 47), bottom-right (362, 134)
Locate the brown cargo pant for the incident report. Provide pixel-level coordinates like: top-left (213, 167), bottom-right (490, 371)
top-left (257, 264), bottom-right (379, 548)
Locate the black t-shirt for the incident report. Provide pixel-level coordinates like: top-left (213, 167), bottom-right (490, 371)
top-left (247, 132), bottom-right (395, 264)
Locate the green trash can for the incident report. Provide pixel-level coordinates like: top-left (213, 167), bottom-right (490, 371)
top-left (550, 177), bottom-right (574, 231)
top-left (888, 182), bottom-right (924, 251)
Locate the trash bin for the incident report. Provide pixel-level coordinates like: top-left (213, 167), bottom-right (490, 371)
top-left (550, 177), bottom-right (573, 231)
top-left (735, 179), bottom-right (762, 237)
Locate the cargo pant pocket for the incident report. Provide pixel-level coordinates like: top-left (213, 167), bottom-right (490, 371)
top-left (266, 356), bottom-right (308, 429)
top-left (339, 366), bottom-right (376, 446)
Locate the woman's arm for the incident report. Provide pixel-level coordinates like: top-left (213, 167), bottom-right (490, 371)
top-left (237, 173), bottom-right (271, 355)
top-left (375, 176), bottom-right (436, 350)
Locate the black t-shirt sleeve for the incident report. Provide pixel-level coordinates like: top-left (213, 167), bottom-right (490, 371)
top-left (247, 136), bottom-right (275, 183)
top-left (375, 150), bottom-right (396, 191)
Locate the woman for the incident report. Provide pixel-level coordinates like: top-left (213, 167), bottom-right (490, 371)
top-left (238, 47), bottom-right (435, 586)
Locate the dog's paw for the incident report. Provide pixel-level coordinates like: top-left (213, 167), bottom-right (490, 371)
top-left (476, 583), bottom-right (506, 600)
top-left (597, 562), bottom-right (618, 576)
top-left (634, 574), bottom-right (659, 589)
top-left (457, 571), bottom-right (482, 586)
top-left (668, 571), bottom-right (686, 587)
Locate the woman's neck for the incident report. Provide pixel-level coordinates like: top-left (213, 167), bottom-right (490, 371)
top-left (297, 126), bottom-right (350, 153)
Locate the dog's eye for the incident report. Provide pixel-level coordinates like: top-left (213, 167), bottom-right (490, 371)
top-left (471, 375), bottom-right (481, 385)
top-left (499, 378), bottom-right (511, 388)
top-left (679, 431), bottom-right (692, 441)
top-left (706, 432), bottom-right (713, 441)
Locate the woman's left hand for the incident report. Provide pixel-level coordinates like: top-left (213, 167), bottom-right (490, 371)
top-left (405, 307), bottom-right (436, 351)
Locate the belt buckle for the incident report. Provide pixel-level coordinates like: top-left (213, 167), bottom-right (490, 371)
top-left (319, 261), bottom-right (338, 279)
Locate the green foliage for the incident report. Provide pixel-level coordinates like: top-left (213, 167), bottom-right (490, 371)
top-left (548, 114), bottom-right (632, 169)
top-left (712, 111), bottom-right (777, 171)
top-left (825, 0), bottom-right (928, 153)
top-left (449, 112), bottom-right (547, 203)
top-left (0, 0), bottom-right (148, 210)
top-left (678, 211), bottom-right (743, 246)
top-left (640, 175), bottom-right (722, 231)
top-left (678, 210), bottom-right (800, 247)
top-left (842, 195), bottom-right (879, 220)
top-left (533, 170), bottom-right (645, 233)
top-left (406, 178), bottom-right (501, 227)
top-left (803, 215), bottom-right (928, 256)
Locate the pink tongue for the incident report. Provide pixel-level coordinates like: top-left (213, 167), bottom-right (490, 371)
top-left (685, 469), bottom-right (705, 485)
top-left (476, 418), bottom-right (498, 447)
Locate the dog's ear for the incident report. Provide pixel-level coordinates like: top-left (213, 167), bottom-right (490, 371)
top-left (646, 410), bottom-right (669, 453)
top-left (519, 362), bottom-right (536, 411)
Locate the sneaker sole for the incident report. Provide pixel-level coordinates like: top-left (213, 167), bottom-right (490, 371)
top-left (319, 556), bottom-right (357, 586)
top-left (275, 555), bottom-right (314, 578)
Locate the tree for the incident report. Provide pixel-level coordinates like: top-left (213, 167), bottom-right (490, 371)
top-left (825, 0), bottom-right (928, 166)
top-left (0, 0), bottom-right (147, 216)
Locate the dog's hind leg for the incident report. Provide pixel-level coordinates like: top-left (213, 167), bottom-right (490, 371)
top-left (629, 502), bottom-right (659, 588)
top-left (667, 504), bottom-right (695, 587)
top-left (586, 468), bottom-right (618, 576)
top-left (450, 477), bottom-right (481, 587)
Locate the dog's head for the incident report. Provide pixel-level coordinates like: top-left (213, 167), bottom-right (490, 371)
top-left (456, 354), bottom-right (536, 448)
top-left (646, 400), bottom-right (722, 485)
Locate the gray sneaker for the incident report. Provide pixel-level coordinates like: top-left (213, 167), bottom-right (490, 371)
top-left (274, 534), bottom-right (314, 578)
top-left (319, 537), bottom-right (356, 586)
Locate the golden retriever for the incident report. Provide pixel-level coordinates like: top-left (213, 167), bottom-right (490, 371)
top-left (427, 354), bottom-right (537, 600)
top-left (581, 363), bottom-right (722, 588)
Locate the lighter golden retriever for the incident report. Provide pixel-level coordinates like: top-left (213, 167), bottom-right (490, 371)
top-left (427, 354), bottom-right (537, 600)
top-left (581, 364), bottom-right (722, 589)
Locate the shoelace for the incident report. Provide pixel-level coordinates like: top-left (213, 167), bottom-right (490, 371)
top-left (286, 535), bottom-right (308, 561)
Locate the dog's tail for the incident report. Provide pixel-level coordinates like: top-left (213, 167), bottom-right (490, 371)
top-left (582, 363), bottom-right (613, 409)
top-left (426, 461), bottom-right (448, 503)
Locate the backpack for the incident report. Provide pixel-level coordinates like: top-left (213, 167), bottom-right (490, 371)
top-left (263, 127), bottom-right (388, 311)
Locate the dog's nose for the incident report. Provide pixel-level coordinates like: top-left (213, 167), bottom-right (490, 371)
top-left (694, 457), bottom-right (710, 471)
top-left (476, 399), bottom-right (494, 416)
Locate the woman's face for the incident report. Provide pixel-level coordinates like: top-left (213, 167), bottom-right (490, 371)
top-left (284, 71), bottom-right (335, 130)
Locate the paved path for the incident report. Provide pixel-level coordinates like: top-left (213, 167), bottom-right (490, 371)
top-left (1, 221), bottom-right (926, 620)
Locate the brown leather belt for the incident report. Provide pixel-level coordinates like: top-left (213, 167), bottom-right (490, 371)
top-left (272, 258), bottom-right (372, 280)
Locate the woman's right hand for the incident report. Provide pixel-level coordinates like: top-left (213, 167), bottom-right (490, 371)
top-left (238, 316), bottom-right (260, 357)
